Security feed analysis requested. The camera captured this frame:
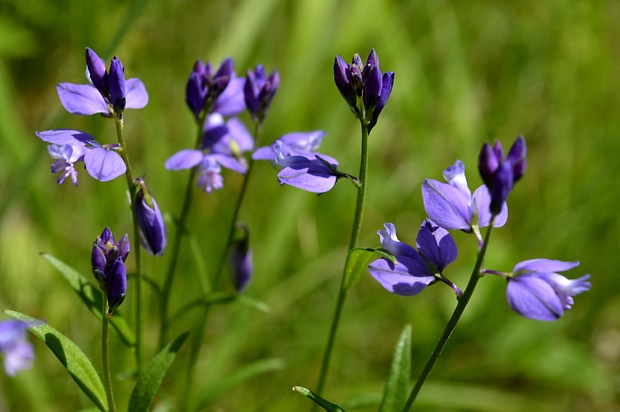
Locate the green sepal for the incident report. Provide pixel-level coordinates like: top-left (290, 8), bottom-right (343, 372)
top-left (292, 386), bottom-right (345, 412)
top-left (379, 324), bottom-right (412, 412)
top-left (128, 332), bottom-right (189, 412)
top-left (41, 253), bottom-right (135, 347)
top-left (343, 247), bottom-right (397, 290)
top-left (4, 310), bottom-right (108, 412)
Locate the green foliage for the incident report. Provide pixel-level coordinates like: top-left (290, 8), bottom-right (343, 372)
top-left (293, 386), bottom-right (345, 412)
top-left (379, 324), bottom-right (411, 412)
top-left (343, 248), bottom-right (396, 290)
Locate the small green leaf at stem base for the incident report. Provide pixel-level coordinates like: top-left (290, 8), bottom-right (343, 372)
top-left (379, 324), bottom-right (412, 412)
top-left (293, 386), bottom-right (345, 412)
top-left (343, 247), bottom-right (397, 290)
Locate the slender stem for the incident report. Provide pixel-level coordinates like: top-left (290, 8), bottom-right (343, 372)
top-left (179, 121), bottom-right (262, 412)
top-left (401, 216), bottom-right (496, 412)
top-left (315, 118), bottom-right (370, 397)
top-left (102, 293), bottom-right (117, 412)
top-left (114, 116), bottom-right (143, 373)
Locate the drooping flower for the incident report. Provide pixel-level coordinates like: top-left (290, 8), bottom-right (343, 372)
top-left (133, 178), bottom-right (167, 256)
top-left (37, 129), bottom-right (126, 185)
top-left (91, 227), bottom-right (129, 313)
top-left (57, 47), bottom-right (148, 118)
top-left (334, 49), bottom-right (394, 132)
top-left (252, 130), bottom-right (330, 162)
top-left (505, 259), bottom-right (591, 321)
top-left (422, 160), bottom-right (508, 233)
top-left (478, 136), bottom-right (527, 215)
top-left (186, 58), bottom-right (243, 120)
top-left (229, 224), bottom-right (253, 293)
top-left (165, 114), bottom-right (253, 192)
top-left (0, 320), bottom-right (34, 376)
top-left (244, 65), bottom-right (279, 123)
top-left (368, 220), bottom-right (461, 296)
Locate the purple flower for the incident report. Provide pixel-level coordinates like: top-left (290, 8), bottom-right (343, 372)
top-left (57, 48), bottom-right (148, 118)
top-left (369, 220), bottom-right (460, 296)
top-left (244, 65), bottom-right (279, 123)
top-left (0, 320), bottom-right (34, 376)
top-left (186, 58), bottom-right (241, 120)
top-left (37, 129), bottom-right (126, 185)
top-left (478, 136), bottom-right (527, 215)
top-left (422, 160), bottom-right (508, 232)
top-left (252, 130), bottom-right (330, 162)
top-left (229, 224), bottom-right (253, 293)
top-left (165, 114), bottom-right (253, 192)
top-left (506, 259), bottom-right (590, 321)
top-left (334, 49), bottom-right (394, 132)
top-left (134, 178), bottom-right (167, 256)
top-left (92, 227), bottom-right (129, 313)
top-left (271, 140), bottom-right (346, 193)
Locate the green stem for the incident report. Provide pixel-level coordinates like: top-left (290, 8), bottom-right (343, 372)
top-left (401, 217), bottom-right (496, 412)
top-left (114, 116), bottom-right (143, 373)
top-left (102, 293), bottom-right (116, 412)
top-left (315, 117), bottom-right (369, 398)
top-left (179, 121), bottom-right (262, 412)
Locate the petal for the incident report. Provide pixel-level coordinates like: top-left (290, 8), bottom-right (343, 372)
top-left (213, 77), bottom-right (246, 117)
top-left (210, 153), bottom-right (247, 174)
top-left (443, 160), bottom-right (471, 198)
top-left (37, 129), bottom-right (97, 146)
top-left (506, 276), bottom-right (564, 321)
top-left (377, 223), bottom-right (418, 259)
top-left (84, 148), bottom-right (126, 181)
top-left (165, 149), bottom-right (203, 170)
top-left (277, 157), bottom-right (338, 193)
top-left (0, 320), bottom-right (28, 349)
top-left (4, 340), bottom-right (34, 376)
top-left (252, 146), bottom-right (277, 161)
top-left (416, 219), bottom-right (457, 271)
top-left (225, 117), bottom-right (254, 152)
top-left (124, 78), bottom-right (149, 109)
top-left (514, 259), bottom-right (580, 274)
top-left (57, 83), bottom-right (109, 115)
top-left (422, 179), bottom-right (472, 230)
top-left (473, 185), bottom-right (508, 228)
top-left (368, 258), bottom-right (435, 296)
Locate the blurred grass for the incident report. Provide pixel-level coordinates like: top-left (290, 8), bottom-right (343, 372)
top-left (1, 0), bottom-right (619, 410)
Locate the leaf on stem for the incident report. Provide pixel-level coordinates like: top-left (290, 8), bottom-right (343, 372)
top-left (128, 332), bottom-right (190, 412)
top-left (4, 310), bottom-right (108, 412)
top-left (41, 253), bottom-right (135, 347)
top-left (292, 386), bottom-right (345, 412)
top-left (343, 247), bottom-right (397, 290)
top-left (379, 324), bottom-right (412, 412)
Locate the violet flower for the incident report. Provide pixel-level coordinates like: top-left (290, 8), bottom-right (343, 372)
top-left (0, 320), bottom-right (34, 376)
top-left (506, 259), bottom-right (591, 321)
top-left (369, 220), bottom-right (461, 296)
top-left (229, 224), bottom-right (253, 293)
top-left (244, 65), bottom-right (279, 123)
top-left (422, 160), bottom-right (508, 233)
top-left (186, 58), bottom-right (241, 120)
top-left (37, 129), bottom-right (126, 185)
top-left (334, 49), bottom-right (394, 132)
top-left (134, 178), bottom-right (167, 256)
top-left (478, 136), bottom-right (527, 215)
top-left (252, 130), bottom-right (331, 162)
top-left (57, 48), bottom-right (148, 118)
top-left (165, 114), bottom-right (253, 192)
top-left (92, 227), bottom-right (129, 313)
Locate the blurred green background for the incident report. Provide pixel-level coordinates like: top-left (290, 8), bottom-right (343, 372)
top-left (0, 0), bottom-right (618, 410)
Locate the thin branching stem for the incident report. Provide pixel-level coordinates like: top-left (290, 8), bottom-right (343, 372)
top-left (101, 293), bottom-right (116, 412)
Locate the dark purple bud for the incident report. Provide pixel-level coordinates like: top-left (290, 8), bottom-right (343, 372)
top-left (349, 65), bottom-right (363, 96)
top-left (362, 49), bottom-right (379, 80)
top-left (244, 66), bottom-right (278, 123)
top-left (193, 60), bottom-right (206, 78)
top-left (489, 162), bottom-right (514, 215)
top-left (91, 227), bottom-right (130, 294)
top-left (368, 71), bottom-right (394, 132)
top-left (186, 72), bottom-right (206, 119)
top-left (100, 227), bottom-right (114, 244)
top-left (107, 257), bottom-right (127, 313)
top-left (478, 142), bottom-right (499, 188)
top-left (362, 66), bottom-right (382, 117)
top-left (352, 53), bottom-right (363, 68)
top-left (334, 55), bottom-right (357, 110)
top-left (134, 178), bottom-right (167, 256)
top-left (229, 224), bottom-right (253, 293)
top-left (507, 135), bottom-right (527, 183)
top-left (117, 233), bottom-right (130, 262)
top-left (85, 48), bottom-right (108, 97)
top-left (244, 70), bottom-right (259, 117)
top-left (108, 57), bottom-right (126, 115)
top-left (215, 58), bottom-right (234, 80)
top-left (91, 243), bottom-right (107, 283)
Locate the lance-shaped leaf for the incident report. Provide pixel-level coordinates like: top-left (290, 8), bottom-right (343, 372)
top-left (343, 247), bottom-right (397, 290)
top-left (379, 324), bottom-right (412, 412)
top-left (292, 386), bottom-right (345, 412)
top-left (4, 310), bottom-right (108, 411)
top-left (41, 253), bottom-right (135, 347)
top-left (128, 332), bottom-right (189, 412)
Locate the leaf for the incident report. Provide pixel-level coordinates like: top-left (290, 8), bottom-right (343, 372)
top-left (128, 332), bottom-right (190, 412)
top-left (196, 358), bottom-right (284, 409)
top-left (292, 386), bottom-right (345, 412)
top-left (41, 253), bottom-right (135, 348)
top-left (4, 310), bottom-right (108, 411)
top-left (343, 247), bottom-right (396, 290)
top-left (379, 324), bottom-right (412, 412)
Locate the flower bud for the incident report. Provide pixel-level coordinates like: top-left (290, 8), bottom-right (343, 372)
top-left (229, 224), bottom-right (253, 292)
top-left (85, 48), bottom-right (108, 97)
top-left (108, 57), bottom-right (126, 115)
top-left (134, 178), bottom-right (167, 256)
top-left (107, 257), bottom-right (127, 313)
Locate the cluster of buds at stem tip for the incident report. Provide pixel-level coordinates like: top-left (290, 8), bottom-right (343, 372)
top-left (478, 135), bottom-right (527, 215)
top-left (133, 177), bottom-right (168, 256)
top-left (244, 65), bottom-right (279, 124)
top-left (91, 227), bottom-right (129, 314)
top-left (186, 58), bottom-right (234, 121)
top-left (86, 48), bottom-right (127, 117)
top-left (334, 49), bottom-right (394, 132)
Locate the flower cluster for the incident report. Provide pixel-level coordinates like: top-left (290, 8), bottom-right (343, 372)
top-left (186, 58), bottom-right (241, 120)
top-left (244, 65), bottom-right (279, 123)
top-left (91, 227), bottom-right (129, 313)
top-left (0, 320), bottom-right (34, 376)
